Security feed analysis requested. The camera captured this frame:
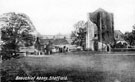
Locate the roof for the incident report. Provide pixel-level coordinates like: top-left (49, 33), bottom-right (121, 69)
top-left (114, 30), bottom-right (123, 36)
top-left (114, 30), bottom-right (124, 41)
top-left (40, 39), bottom-right (69, 45)
top-left (40, 39), bottom-right (54, 45)
top-left (53, 39), bottom-right (69, 45)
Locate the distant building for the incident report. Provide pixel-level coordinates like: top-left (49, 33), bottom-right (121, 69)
top-left (42, 33), bottom-right (70, 39)
top-left (42, 35), bottom-right (54, 39)
top-left (42, 33), bottom-right (72, 44)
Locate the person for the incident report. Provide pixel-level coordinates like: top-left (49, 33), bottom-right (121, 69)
top-left (63, 46), bottom-right (66, 53)
top-left (107, 44), bottom-right (111, 53)
top-left (59, 47), bottom-right (62, 53)
top-left (46, 41), bottom-right (52, 55)
top-left (66, 47), bottom-right (69, 52)
top-left (44, 44), bottom-right (47, 55)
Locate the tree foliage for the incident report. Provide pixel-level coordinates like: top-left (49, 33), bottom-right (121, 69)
top-left (124, 25), bottom-right (135, 46)
top-left (0, 12), bottom-right (36, 59)
top-left (71, 21), bottom-right (86, 48)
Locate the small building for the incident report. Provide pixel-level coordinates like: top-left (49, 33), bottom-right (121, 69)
top-left (114, 30), bottom-right (124, 41)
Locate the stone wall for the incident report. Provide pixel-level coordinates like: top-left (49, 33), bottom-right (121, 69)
top-left (85, 19), bottom-right (96, 50)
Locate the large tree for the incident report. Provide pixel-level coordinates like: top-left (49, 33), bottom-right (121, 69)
top-left (0, 12), bottom-right (36, 59)
top-left (71, 21), bottom-right (86, 49)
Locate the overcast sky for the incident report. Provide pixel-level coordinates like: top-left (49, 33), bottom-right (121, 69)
top-left (0, 0), bottom-right (135, 35)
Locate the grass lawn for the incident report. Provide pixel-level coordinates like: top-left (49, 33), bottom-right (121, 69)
top-left (1, 51), bottom-right (135, 82)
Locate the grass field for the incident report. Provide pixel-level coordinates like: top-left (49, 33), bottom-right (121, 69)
top-left (1, 51), bottom-right (135, 82)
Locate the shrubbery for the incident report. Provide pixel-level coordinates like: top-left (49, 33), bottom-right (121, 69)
top-left (1, 58), bottom-right (28, 82)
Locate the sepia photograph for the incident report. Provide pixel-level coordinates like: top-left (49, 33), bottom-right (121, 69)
top-left (0, 0), bottom-right (135, 82)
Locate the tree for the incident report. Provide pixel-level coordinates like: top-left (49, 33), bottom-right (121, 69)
top-left (124, 25), bottom-right (135, 46)
top-left (0, 12), bottom-right (36, 60)
top-left (71, 21), bottom-right (86, 49)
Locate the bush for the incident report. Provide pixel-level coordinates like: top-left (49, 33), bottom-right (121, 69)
top-left (1, 58), bottom-right (28, 82)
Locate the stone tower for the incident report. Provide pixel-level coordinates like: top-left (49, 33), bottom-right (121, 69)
top-left (89, 8), bottom-right (114, 44)
top-left (86, 14), bottom-right (97, 50)
top-left (86, 8), bottom-right (114, 51)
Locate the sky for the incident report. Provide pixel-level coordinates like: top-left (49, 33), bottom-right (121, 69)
top-left (0, 0), bottom-right (135, 35)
